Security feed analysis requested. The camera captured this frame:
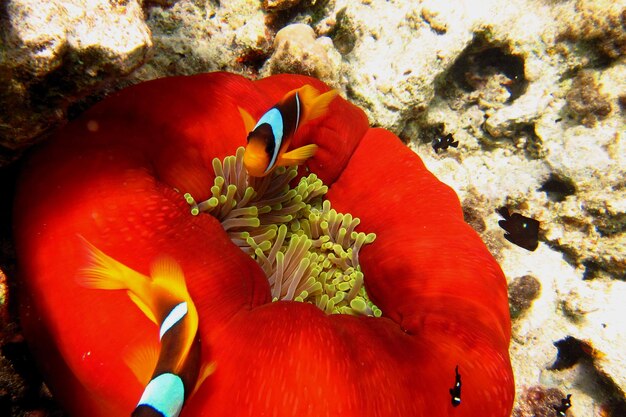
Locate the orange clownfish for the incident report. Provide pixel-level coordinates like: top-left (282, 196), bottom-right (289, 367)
top-left (239, 85), bottom-right (338, 177)
top-left (79, 238), bottom-right (212, 417)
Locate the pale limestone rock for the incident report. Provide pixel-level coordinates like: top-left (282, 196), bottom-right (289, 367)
top-left (132, 0), bottom-right (268, 81)
top-left (262, 0), bottom-right (302, 12)
top-left (0, 0), bottom-right (151, 159)
top-left (259, 23), bottom-right (342, 86)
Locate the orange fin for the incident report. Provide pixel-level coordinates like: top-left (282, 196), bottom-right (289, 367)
top-left (78, 236), bottom-right (161, 324)
top-left (150, 256), bottom-right (199, 373)
top-left (78, 236), bottom-right (149, 291)
top-left (124, 341), bottom-right (160, 387)
top-left (127, 291), bottom-right (158, 325)
top-left (297, 86), bottom-right (338, 125)
top-left (278, 144), bottom-right (319, 166)
top-left (150, 256), bottom-right (186, 287)
top-left (238, 107), bottom-right (257, 133)
top-left (149, 256), bottom-right (192, 308)
top-left (192, 361), bottom-right (217, 396)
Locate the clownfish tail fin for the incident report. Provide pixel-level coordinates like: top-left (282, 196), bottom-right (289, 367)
top-left (77, 235), bottom-right (159, 325)
top-left (298, 85), bottom-right (338, 125)
top-left (279, 143), bottom-right (319, 166)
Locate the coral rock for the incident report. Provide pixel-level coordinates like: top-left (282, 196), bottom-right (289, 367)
top-left (260, 24), bottom-right (342, 86)
top-left (565, 70), bottom-right (612, 127)
top-left (0, 0), bottom-right (151, 164)
top-left (262, 0), bottom-right (302, 12)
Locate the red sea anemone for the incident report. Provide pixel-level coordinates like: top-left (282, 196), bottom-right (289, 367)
top-left (13, 72), bottom-right (514, 417)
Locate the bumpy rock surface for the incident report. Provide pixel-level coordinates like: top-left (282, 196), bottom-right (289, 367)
top-left (131, 0), bottom-right (270, 81)
top-left (259, 23), bottom-right (342, 86)
top-left (1, 0), bottom-right (625, 415)
top-left (0, 0), bottom-right (151, 164)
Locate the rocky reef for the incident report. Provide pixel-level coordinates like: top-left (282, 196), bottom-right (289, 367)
top-left (1, 0), bottom-right (624, 415)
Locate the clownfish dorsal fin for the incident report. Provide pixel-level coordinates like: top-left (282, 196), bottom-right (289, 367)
top-left (150, 256), bottom-right (188, 299)
top-left (124, 340), bottom-right (160, 387)
top-left (238, 106), bottom-right (257, 133)
top-left (150, 256), bottom-right (185, 285)
top-left (278, 143), bottom-right (318, 166)
top-left (191, 361), bottom-right (217, 396)
top-left (297, 85), bottom-right (338, 125)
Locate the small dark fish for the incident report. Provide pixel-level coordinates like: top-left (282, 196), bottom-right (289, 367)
top-left (432, 133), bottom-right (459, 153)
top-left (554, 394), bottom-right (572, 417)
top-left (497, 207), bottom-right (540, 251)
top-left (449, 365), bottom-right (462, 407)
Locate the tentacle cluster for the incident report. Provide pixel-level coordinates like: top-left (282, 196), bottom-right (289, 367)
top-left (184, 147), bottom-right (380, 317)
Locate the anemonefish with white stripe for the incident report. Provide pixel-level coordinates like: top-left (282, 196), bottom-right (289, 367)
top-left (239, 85), bottom-right (338, 177)
top-left (78, 238), bottom-right (212, 417)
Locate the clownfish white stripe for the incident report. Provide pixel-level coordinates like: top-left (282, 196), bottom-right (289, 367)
top-left (137, 373), bottom-right (185, 417)
top-left (255, 107), bottom-right (284, 174)
top-left (159, 302), bottom-right (188, 340)
top-left (294, 92), bottom-right (301, 131)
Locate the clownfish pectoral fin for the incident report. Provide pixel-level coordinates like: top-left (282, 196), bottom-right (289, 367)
top-left (127, 291), bottom-right (159, 325)
top-left (278, 144), bottom-right (319, 167)
top-left (124, 341), bottom-right (160, 387)
top-left (191, 361), bottom-right (217, 396)
top-left (238, 107), bottom-right (257, 133)
top-left (297, 86), bottom-right (338, 125)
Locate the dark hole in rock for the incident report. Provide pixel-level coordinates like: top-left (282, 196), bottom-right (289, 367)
top-left (265, 0), bottom-right (331, 33)
top-left (1, 341), bottom-right (40, 388)
top-left (550, 336), bottom-right (591, 370)
top-left (0, 162), bottom-right (17, 252)
top-left (264, 8), bottom-right (295, 32)
top-left (67, 92), bottom-right (108, 121)
top-left (143, 0), bottom-right (180, 8)
top-left (0, 146), bottom-right (22, 171)
top-left (539, 175), bottom-right (576, 202)
top-left (236, 49), bottom-right (271, 76)
top-left (517, 124), bottom-right (545, 159)
top-left (449, 41), bottom-right (528, 102)
top-left (582, 260), bottom-right (600, 280)
top-left (603, 395), bottom-right (626, 417)
top-left (619, 95), bottom-right (626, 111)
top-left (1, 341), bottom-right (65, 415)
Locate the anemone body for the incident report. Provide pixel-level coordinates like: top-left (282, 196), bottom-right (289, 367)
top-left (13, 72), bottom-right (514, 417)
